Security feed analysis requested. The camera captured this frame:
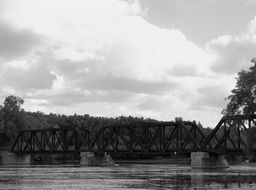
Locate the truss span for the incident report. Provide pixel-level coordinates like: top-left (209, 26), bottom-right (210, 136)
top-left (11, 115), bottom-right (256, 157)
top-left (11, 121), bottom-right (206, 157)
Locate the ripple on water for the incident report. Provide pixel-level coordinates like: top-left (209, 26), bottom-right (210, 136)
top-left (0, 164), bottom-right (256, 189)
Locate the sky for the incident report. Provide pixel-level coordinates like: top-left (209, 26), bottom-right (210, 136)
top-left (0, 0), bottom-right (256, 128)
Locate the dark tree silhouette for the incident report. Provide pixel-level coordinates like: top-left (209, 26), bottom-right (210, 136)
top-left (0, 95), bottom-right (24, 145)
top-left (0, 95), bottom-right (208, 149)
top-left (3, 95), bottom-right (24, 117)
top-left (223, 58), bottom-right (256, 116)
top-left (222, 59), bottom-right (256, 160)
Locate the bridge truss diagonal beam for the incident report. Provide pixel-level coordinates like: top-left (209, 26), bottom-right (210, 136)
top-left (11, 114), bottom-right (256, 157)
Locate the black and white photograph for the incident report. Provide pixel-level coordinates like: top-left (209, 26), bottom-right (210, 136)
top-left (0, 0), bottom-right (256, 189)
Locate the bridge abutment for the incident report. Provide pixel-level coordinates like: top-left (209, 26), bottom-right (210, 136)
top-left (80, 152), bottom-right (95, 166)
top-left (80, 152), bottom-right (115, 166)
top-left (191, 152), bottom-right (229, 169)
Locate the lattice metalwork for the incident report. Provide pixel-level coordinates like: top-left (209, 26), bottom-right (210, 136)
top-left (11, 121), bottom-right (206, 157)
top-left (202, 115), bottom-right (256, 153)
top-left (12, 115), bottom-right (256, 157)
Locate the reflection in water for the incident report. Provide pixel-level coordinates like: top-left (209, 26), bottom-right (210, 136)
top-left (0, 165), bottom-right (256, 189)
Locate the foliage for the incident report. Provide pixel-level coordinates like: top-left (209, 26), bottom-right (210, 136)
top-left (222, 59), bottom-right (256, 159)
top-left (0, 95), bottom-right (25, 144)
top-left (0, 95), bottom-right (161, 146)
top-left (0, 95), bottom-right (214, 148)
top-left (223, 60), bottom-right (256, 115)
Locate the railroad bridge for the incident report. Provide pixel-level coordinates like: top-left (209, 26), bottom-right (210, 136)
top-left (11, 115), bottom-right (256, 158)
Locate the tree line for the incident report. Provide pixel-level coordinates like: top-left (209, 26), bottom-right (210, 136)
top-left (0, 95), bottom-right (212, 148)
top-left (0, 59), bottom-right (255, 149)
top-left (0, 95), bottom-right (160, 146)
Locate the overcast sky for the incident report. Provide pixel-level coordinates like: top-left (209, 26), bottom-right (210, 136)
top-left (0, 0), bottom-right (256, 127)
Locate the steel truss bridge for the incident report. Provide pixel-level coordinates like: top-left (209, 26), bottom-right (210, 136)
top-left (11, 115), bottom-right (256, 158)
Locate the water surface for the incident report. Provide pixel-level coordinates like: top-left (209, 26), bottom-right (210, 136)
top-left (0, 164), bottom-right (256, 189)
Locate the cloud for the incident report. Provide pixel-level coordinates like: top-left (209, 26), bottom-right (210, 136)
top-left (1, 0), bottom-right (210, 79)
top-left (0, 0), bottom-right (244, 128)
top-left (0, 59), bottom-right (56, 93)
top-left (24, 88), bottom-right (133, 106)
top-left (245, 0), bottom-right (256, 5)
top-left (78, 74), bottom-right (176, 94)
top-left (136, 95), bottom-right (174, 112)
top-left (174, 0), bottom-right (215, 9)
top-left (191, 85), bottom-right (229, 110)
top-left (0, 20), bottom-right (42, 59)
top-left (208, 17), bottom-right (256, 74)
top-left (168, 65), bottom-right (197, 76)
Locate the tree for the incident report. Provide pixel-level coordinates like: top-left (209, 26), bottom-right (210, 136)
top-left (3, 95), bottom-right (24, 126)
top-left (223, 59), bottom-right (256, 115)
top-left (2, 96), bottom-right (24, 142)
top-left (3, 95), bottom-right (24, 116)
top-left (222, 59), bottom-right (256, 160)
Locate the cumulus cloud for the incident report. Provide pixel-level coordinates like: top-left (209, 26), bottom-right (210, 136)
top-left (1, 58), bottom-right (56, 90)
top-left (24, 88), bottom-right (133, 106)
top-left (208, 17), bottom-right (256, 74)
top-left (0, 0), bottom-right (252, 128)
top-left (78, 75), bottom-right (176, 94)
top-left (191, 85), bottom-right (229, 110)
top-left (0, 20), bottom-right (42, 59)
top-left (168, 65), bottom-right (197, 76)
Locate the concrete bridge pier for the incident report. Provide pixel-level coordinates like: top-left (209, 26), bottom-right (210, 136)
top-left (191, 152), bottom-right (229, 169)
top-left (80, 152), bottom-right (115, 166)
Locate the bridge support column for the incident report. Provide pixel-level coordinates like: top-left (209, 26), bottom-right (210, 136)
top-left (80, 152), bottom-right (95, 166)
top-left (191, 152), bottom-right (229, 169)
top-left (80, 152), bottom-right (115, 166)
top-left (103, 153), bottom-right (115, 166)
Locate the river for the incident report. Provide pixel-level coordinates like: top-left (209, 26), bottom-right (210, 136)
top-left (0, 164), bottom-right (256, 189)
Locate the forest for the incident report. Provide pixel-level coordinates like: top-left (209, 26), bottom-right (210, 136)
top-left (0, 95), bottom-right (208, 148)
top-left (0, 95), bottom-right (162, 147)
top-left (1, 60), bottom-right (255, 149)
